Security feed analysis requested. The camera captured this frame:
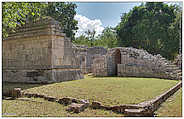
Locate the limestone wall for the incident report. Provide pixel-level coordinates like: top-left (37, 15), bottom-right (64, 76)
top-left (173, 54), bottom-right (182, 70)
top-left (92, 55), bottom-right (108, 76)
top-left (92, 47), bottom-right (182, 80)
top-left (3, 36), bottom-right (52, 70)
top-left (117, 47), bottom-right (181, 80)
top-left (3, 17), bottom-right (83, 83)
top-left (74, 45), bottom-right (107, 74)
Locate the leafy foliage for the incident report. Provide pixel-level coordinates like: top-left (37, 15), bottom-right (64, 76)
top-left (42, 2), bottom-right (78, 41)
top-left (116, 2), bottom-right (181, 60)
top-left (73, 27), bottom-right (118, 48)
top-left (73, 35), bottom-right (91, 47)
top-left (2, 2), bottom-right (78, 40)
top-left (94, 27), bottom-right (117, 48)
top-left (2, 2), bottom-right (46, 38)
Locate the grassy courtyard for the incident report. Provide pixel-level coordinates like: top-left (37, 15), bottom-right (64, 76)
top-left (22, 75), bottom-right (178, 106)
top-left (2, 75), bottom-right (181, 117)
top-left (2, 98), bottom-right (123, 117)
top-left (156, 89), bottom-right (182, 117)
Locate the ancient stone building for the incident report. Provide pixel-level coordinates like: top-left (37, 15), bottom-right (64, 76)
top-left (3, 17), bottom-right (83, 83)
top-left (92, 47), bottom-right (182, 80)
top-left (74, 45), bottom-right (107, 74)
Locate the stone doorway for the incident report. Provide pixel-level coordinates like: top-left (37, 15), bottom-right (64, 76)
top-left (114, 49), bottom-right (121, 75)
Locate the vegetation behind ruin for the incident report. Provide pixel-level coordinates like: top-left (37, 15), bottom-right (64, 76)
top-left (2, 2), bottom-right (182, 60)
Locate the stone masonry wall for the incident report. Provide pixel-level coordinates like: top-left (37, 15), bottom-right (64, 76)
top-left (117, 47), bottom-right (182, 80)
top-left (92, 47), bottom-right (182, 80)
top-left (3, 17), bottom-right (83, 83)
top-left (74, 45), bottom-right (107, 74)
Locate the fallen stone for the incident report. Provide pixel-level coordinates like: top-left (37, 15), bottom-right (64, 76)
top-left (11, 88), bottom-right (22, 98)
top-left (24, 92), bottom-right (32, 98)
top-left (124, 108), bottom-right (154, 117)
top-left (100, 105), bottom-right (112, 110)
top-left (67, 103), bottom-right (88, 113)
top-left (58, 97), bottom-right (72, 106)
top-left (71, 98), bottom-right (79, 103)
top-left (43, 96), bottom-right (57, 102)
top-left (3, 97), bottom-right (15, 100)
top-left (79, 99), bottom-right (89, 105)
top-left (91, 101), bottom-right (102, 109)
top-left (37, 94), bottom-right (45, 98)
top-left (111, 105), bottom-right (126, 113)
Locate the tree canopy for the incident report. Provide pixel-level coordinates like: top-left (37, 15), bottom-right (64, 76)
top-left (116, 2), bottom-right (181, 60)
top-left (2, 2), bottom-right (78, 40)
top-left (42, 2), bottom-right (78, 41)
top-left (73, 27), bottom-right (118, 48)
top-left (2, 2), bottom-right (46, 38)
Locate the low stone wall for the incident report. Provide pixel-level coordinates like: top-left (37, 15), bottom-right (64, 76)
top-left (124, 81), bottom-right (182, 116)
top-left (7, 81), bottom-right (181, 116)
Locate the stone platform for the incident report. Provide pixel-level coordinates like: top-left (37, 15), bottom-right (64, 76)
top-left (3, 17), bottom-right (83, 83)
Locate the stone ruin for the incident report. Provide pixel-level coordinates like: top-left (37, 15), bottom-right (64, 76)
top-left (2, 17), bottom-right (181, 83)
top-left (3, 17), bottom-right (83, 83)
top-left (92, 47), bottom-right (182, 80)
top-left (173, 54), bottom-right (182, 70)
top-left (73, 45), bottom-right (107, 74)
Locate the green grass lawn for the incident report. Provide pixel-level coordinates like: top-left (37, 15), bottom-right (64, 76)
top-left (22, 75), bottom-right (179, 106)
top-left (2, 98), bottom-right (123, 117)
top-left (156, 89), bottom-right (182, 117)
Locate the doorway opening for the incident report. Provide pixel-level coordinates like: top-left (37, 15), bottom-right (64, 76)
top-left (114, 49), bottom-right (121, 75)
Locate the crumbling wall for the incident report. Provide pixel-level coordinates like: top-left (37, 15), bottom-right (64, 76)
top-left (173, 54), bottom-right (182, 70)
top-left (92, 47), bottom-right (182, 80)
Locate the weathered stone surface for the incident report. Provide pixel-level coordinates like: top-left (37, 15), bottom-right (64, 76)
top-left (11, 88), bottom-right (22, 98)
top-left (124, 108), bottom-right (154, 117)
top-left (3, 17), bottom-right (83, 83)
top-left (92, 47), bottom-right (182, 80)
top-left (173, 54), bottom-right (182, 70)
top-left (74, 45), bottom-right (107, 74)
top-left (58, 97), bottom-right (72, 106)
top-left (36, 93), bottom-right (45, 98)
top-left (44, 96), bottom-right (57, 102)
top-left (67, 103), bottom-right (88, 113)
top-left (91, 101), bottom-right (102, 109)
top-left (79, 99), bottom-right (89, 105)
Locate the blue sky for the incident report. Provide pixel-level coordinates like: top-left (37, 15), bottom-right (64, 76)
top-left (75, 2), bottom-right (141, 27)
top-left (74, 2), bottom-right (142, 37)
top-left (73, 2), bottom-right (182, 37)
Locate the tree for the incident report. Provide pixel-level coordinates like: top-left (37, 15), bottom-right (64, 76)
top-left (2, 2), bottom-right (78, 41)
top-left (85, 29), bottom-right (96, 47)
top-left (42, 2), bottom-right (78, 41)
top-left (95, 27), bottom-right (117, 48)
top-left (73, 35), bottom-right (91, 47)
top-left (116, 2), bottom-right (181, 60)
top-left (2, 2), bottom-right (46, 38)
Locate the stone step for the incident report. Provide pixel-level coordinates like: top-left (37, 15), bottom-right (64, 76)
top-left (66, 102), bottom-right (89, 113)
top-left (167, 64), bottom-right (178, 67)
top-left (124, 108), bottom-right (153, 117)
top-left (178, 76), bottom-right (182, 80)
top-left (173, 70), bottom-right (182, 73)
top-left (166, 67), bottom-right (180, 70)
top-left (177, 72), bottom-right (182, 76)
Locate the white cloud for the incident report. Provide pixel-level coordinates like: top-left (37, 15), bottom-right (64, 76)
top-left (74, 14), bottom-right (104, 37)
